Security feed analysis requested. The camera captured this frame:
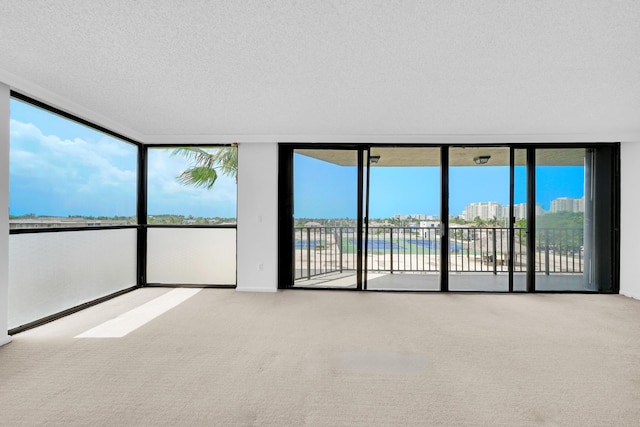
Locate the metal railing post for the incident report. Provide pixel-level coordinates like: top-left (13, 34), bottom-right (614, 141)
top-left (320, 228), bottom-right (324, 274)
top-left (390, 227), bottom-right (394, 274)
top-left (493, 229), bottom-right (497, 275)
top-left (306, 228), bottom-right (311, 279)
top-left (545, 229), bottom-right (550, 275)
top-left (339, 228), bottom-right (343, 273)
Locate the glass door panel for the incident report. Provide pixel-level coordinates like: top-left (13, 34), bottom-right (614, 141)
top-left (365, 147), bottom-right (441, 290)
top-left (292, 149), bottom-right (360, 288)
top-left (513, 149), bottom-right (528, 291)
top-left (448, 147), bottom-right (511, 291)
top-left (534, 148), bottom-right (586, 291)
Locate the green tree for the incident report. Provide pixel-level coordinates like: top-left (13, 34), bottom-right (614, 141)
top-left (536, 211), bottom-right (584, 252)
top-left (536, 211), bottom-right (583, 229)
top-left (172, 146), bottom-right (238, 189)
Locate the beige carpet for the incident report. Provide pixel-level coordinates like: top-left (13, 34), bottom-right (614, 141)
top-left (1, 289), bottom-right (639, 426)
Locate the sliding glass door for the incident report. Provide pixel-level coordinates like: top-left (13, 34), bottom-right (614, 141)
top-left (365, 147), bottom-right (441, 290)
top-left (513, 149), bottom-right (528, 291)
top-left (291, 148), bottom-right (362, 289)
top-left (280, 144), bottom-right (619, 293)
top-left (448, 147), bottom-right (511, 291)
top-left (533, 147), bottom-right (617, 291)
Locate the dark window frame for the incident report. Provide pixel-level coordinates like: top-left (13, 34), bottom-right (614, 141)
top-left (7, 95), bottom-right (239, 326)
top-left (144, 144), bottom-right (238, 228)
top-left (9, 91), bottom-right (141, 234)
top-left (278, 142), bottom-right (620, 294)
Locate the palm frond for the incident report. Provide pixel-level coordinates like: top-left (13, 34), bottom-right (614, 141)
top-left (172, 147), bottom-right (217, 170)
top-left (172, 146), bottom-right (238, 189)
top-left (212, 147), bottom-right (238, 177)
top-left (176, 166), bottom-right (219, 189)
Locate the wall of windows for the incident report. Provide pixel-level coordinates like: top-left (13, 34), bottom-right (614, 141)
top-left (8, 95), bottom-right (139, 330)
top-left (8, 100), bottom-right (241, 329)
top-left (279, 144), bottom-right (619, 293)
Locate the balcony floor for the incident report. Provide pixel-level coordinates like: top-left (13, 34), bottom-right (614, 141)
top-left (295, 271), bottom-right (588, 291)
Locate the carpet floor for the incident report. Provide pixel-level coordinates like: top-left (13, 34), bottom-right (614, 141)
top-left (1, 289), bottom-right (639, 426)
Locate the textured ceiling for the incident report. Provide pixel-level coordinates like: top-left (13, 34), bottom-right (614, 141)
top-left (0, 0), bottom-right (639, 143)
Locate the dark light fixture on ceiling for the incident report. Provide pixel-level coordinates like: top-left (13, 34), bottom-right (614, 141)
top-left (473, 155), bottom-right (491, 165)
top-left (370, 155), bottom-right (381, 164)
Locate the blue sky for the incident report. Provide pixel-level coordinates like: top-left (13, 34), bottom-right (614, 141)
top-left (147, 149), bottom-right (237, 218)
top-left (9, 98), bottom-right (581, 220)
top-left (294, 152), bottom-right (585, 219)
top-left (9, 99), bottom-right (237, 218)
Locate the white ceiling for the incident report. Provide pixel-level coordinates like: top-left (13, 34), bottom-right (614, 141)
top-left (1, 0), bottom-right (639, 144)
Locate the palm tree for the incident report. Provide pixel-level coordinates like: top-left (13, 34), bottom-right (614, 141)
top-left (172, 146), bottom-right (237, 189)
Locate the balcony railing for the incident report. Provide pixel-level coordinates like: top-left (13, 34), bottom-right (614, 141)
top-left (294, 226), bottom-right (584, 280)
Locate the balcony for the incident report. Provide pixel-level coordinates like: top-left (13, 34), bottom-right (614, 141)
top-left (294, 225), bottom-right (585, 291)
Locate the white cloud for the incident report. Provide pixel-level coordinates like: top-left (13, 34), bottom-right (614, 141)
top-left (147, 148), bottom-right (237, 216)
top-left (10, 119), bottom-right (236, 217)
top-left (10, 119), bottom-right (137, 215)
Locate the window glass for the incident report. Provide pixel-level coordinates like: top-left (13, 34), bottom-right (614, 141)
top-left (9, 99), bottom-right (137, 229)
top-left (147, 147), bottom-right (237, 224)
top-left (535, 148), bottom-right (587, 291)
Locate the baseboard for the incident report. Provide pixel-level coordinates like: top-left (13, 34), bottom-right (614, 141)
top-left (0, 335), bottom-right (12, 347)
top-left (8, 285), bottom-right (139, 335)
top-left (620, 290), bottom-right (640, 300)
top-left (235, 287), bottom-right (278, 293)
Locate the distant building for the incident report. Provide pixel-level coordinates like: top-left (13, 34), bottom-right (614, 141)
top-left (462, 202), bottom-right (505, 221)
top-left (513, 203), bottom-right (527, 220)
top-left (417, 220), bottom-right (440, 238)
top-left (550, 197), bottom-right (584, 213)
top-left (419, 220), bottom-right (440, 228)
top-left (304, 221), bottom-right (323, 227)
top-left (462, 202), bottom-right (545, 221)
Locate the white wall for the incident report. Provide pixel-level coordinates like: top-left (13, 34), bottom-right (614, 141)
top-left (147, 228), bottom-right (236, 285)
top-left (236, 143), bottom-right (278, 292)
top-left (0, 83), bottom-right (10, 345)
top-left (620, 141), bottom-right (640, 299)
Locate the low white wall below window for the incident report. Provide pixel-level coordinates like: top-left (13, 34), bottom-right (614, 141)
top-left (146, 227), bottom-right (236, 285)
top-left (8, 228), bottom-right (137, 329)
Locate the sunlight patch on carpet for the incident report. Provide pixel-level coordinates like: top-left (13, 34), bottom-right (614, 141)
top-left (75, 288), bottom-right (201, 338)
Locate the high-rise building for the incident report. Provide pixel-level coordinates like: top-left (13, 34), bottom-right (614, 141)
top-left (550, 197), bottom-right (584, 213)
top-left (462, 202), bottom-right (544, 221)
top-left (462, 202), bottom-right (505, 221)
